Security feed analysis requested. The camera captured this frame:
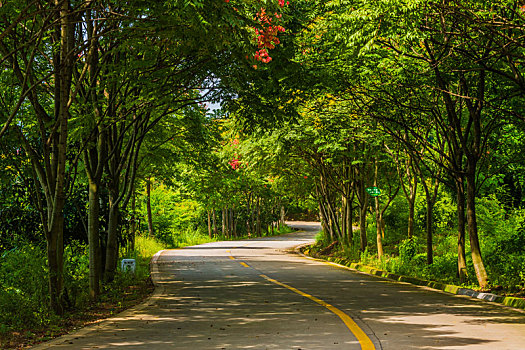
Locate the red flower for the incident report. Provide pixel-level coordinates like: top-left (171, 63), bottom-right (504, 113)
top-left (229, 158), bottom-right (241, 170)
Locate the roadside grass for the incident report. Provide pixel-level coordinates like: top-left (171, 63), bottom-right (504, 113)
top-left (304, 229), bottom-right (525, 296)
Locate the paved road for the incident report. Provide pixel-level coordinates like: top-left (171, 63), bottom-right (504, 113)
top-left (35, 222), bottom-right (525, 349)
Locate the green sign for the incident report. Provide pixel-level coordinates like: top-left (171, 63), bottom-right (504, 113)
top-left (365, 187), bottom-right (381, 197)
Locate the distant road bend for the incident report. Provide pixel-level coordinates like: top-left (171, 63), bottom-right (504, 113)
top-left (35, 221), bottom-right (525, 349)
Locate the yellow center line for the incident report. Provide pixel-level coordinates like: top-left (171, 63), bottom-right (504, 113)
top-left (260, 274), bottom-right (375, 350)
top-left (240, 262), bottom-right (250, 268)
top-left (229, 256), bottom-right (235, 260)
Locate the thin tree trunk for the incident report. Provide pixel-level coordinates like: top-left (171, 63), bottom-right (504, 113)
top-left (375, 196), bottom-right (384, 258)
top-left (341, 195), bottom-right (347, 244)
top-left (212, 208), bottom-right (217, 236)
top-left (105, 194), bottom-right (119, 281)
top-left (87, 180), bottom-right (101, 299)
top-left (256, 197), bottom-right (261, 236)
top-left (319, 203), bottom-right (329, 235)
top-left (207, 210), bottom-right (212, 238)
top-left (422, 183), bottom-right (433, 265)
top-left (232, 207), bottom-right (237, 237)
top-left (359, 195), bottom-right (368, 252)
top-left (407, 198), bottom-right (416, 238)
top-left (456, 178), bottom-right (468, 283)
top-left (374, 158), bottom-right (383, 258)
top-left (222, 208), bottom-right (226, 236)
top-left (130, 192), bottom-right (136, 251)
top-left (146, 178), bottom-right (154, 237)
top-left (347, 195), bottom-right (354, 246)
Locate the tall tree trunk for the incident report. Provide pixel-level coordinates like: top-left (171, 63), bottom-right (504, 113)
top-left (374, 159), bottom-right (383, 258)
top-left (359, 194), bottom-right (369, 252)
top-left (130, 192), bottom-right (136, 251)
top-left (207, 210), bottom-right (212, 238)
top-left (456, 178), bottom-right (468, 283)
top-left (256, 197), bottom-right (261, 236)
top-left (466, 167), bottom-right (489, 289)
top-left (375, 196), bottom-right (383, 258)
top-left (422, 183), bottom-right (433, 265)
top-left (420, 176), bottom-right (439, 265)
top-left (406, 158), bottom-right (418, 239)
top-left (347, 195), bottom-right (354, 246)
top-left (46, 0), bottom-right (73, 314)
top-left (212, 208), bottom-right (217, 236)
top-left (222, 208), bottom-right (226, 236)
top-left (319, 204), bottom-right (329, 234)
top-left (146, 178), bottom-right (154, 237)
top-left (324, 189), bottom-right (342, 242)
top-left (407, 198), bottom-right (416, 238)
top-left (87, 180), bottom-right (101, 299)
top-left (341, 195), bottom-right (347, 244)
top-left (84, 126), bottom-right (106, 298)
top-left (229, 207), bottom-right (234, 237)
top-left (232, 206), bottom-right (237, 237)
top-left (105, 190), bottom-right (119, 281)
top-left (46, 220), bottom-right (63, 315)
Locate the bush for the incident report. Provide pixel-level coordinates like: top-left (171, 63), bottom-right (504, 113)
top-left (0, 234), bottom-right (168, 335)
top-left (476, 196), bottom-right (525, 290)
top-left (63, 241), bottom-right (90, 308)
top-left (0, 244), bottom-right (50, 331)
top-left (399, 237), bottom-right (418, 264)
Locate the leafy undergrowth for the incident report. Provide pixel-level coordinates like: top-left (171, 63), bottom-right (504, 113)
top-left (0, 235), bottom-right (163, 349)
top-left (1, 278), bottom-right (154, 349)
top-left (302, 230), bottom-right (525, 298)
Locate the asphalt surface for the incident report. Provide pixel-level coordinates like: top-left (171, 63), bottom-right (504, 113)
top-left (33, 221), bottom-right (525, 349)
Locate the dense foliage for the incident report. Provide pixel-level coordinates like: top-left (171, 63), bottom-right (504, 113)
top-left (1, 0), bottom-right (525, 339)
top-left (0, 0), bottom-right (290, 335)
top-left (221, 0), bottom-right (525, 293)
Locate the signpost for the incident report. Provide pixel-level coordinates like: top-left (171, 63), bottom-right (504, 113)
top-left (365, 186), bottom-right (381, 197)
top-left (121, 259), bottom-right (136, 274)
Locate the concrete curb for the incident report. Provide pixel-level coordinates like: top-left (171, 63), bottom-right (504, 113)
top-left (293, 244), bottom-right (525, 312)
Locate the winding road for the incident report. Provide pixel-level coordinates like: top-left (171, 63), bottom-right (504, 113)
top-left (34, 222), bottom-right (525, 349)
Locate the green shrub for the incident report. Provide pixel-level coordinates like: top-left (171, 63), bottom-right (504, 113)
top-left (399, 237), bottom-right (418, 264)
top-left (171, 227), bottom-right (215, 247)
top-left (314, 230), bottom-right (331, 247)
top-left (63, 241), bottom-right (90, 308)
top-left (0, 244), bottom-right (49, 331)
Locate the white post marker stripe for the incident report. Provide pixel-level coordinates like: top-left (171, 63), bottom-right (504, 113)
top-left (260, 274), bottom-right (376, 350)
